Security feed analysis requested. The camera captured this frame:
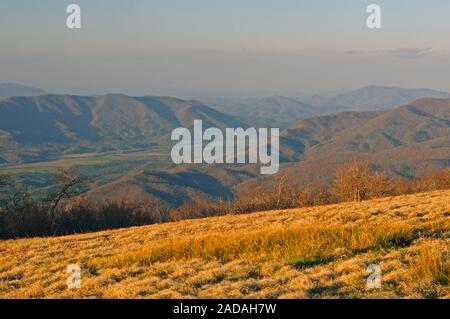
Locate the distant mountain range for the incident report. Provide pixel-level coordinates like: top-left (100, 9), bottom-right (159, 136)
top-left (202, 85), bottom-right (450, 128)
top-left (2, 83), bottom-right (448, 129)
top-left (302, 85), bottom-right (450, 111)
top-left (0, 83), bottom-right (46, 97)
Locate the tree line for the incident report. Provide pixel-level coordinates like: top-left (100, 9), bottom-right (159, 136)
top-left (1, 161), bottom-right (449, 239)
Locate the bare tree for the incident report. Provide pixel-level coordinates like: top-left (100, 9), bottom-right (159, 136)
top-left (274, 174), bottom-right (288, 208)
top-left (47, 169), bottom-right (86, 232)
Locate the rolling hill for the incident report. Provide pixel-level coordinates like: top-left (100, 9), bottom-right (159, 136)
top-left (1, 190), bottom-right (448, 298)
top-left (0, 94), bottom-right (247, 164)
top-left (82, 164), bottom-right (259, 207)
top-left (294, 98), bottom-right (450, 155)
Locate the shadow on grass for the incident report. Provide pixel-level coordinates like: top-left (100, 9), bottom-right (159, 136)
top-left (288, 256), bottom-right (333, 269)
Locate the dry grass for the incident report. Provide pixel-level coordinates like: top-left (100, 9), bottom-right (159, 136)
top-left (0, 190), bottom-right (449, 299)
top-left (407, 241), bottom-right (449, 286)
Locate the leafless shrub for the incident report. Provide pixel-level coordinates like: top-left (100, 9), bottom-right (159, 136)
top-left (412, 169), bottom-right (450, 193)
top-left (331, 160), bottom-right (395, 202)
top-left (332, 160), bottom-right (372, 202)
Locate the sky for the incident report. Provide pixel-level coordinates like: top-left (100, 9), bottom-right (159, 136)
top-left (1, 0), bottom-right (450, 97)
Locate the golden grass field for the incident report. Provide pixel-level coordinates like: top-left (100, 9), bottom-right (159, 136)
top-left (0, 190), bottom-right (449, 299)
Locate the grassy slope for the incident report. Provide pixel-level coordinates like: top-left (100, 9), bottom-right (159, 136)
top-left (0, 190), bottom-right (449, 299)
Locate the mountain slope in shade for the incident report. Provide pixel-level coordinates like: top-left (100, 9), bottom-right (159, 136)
top-left (201, 96), bottom-right (319, 128)
top-left (0, 94), bottom-right (247, 163)
top-left (82, 164), bottom-right (259, 207)
top-left (279, 110), bottom-right (382, 161)
top-left (301, 85), bottom-right (450, 111)
top-left (0, 83), bottom-right (46, 97)
top-left (262, 97), bottom-right (450, 188)
top-left (304, 98), bottom-right (450, 156)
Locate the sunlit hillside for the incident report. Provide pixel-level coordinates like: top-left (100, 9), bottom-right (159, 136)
top-left (1, 190), bottom-right (449, 299)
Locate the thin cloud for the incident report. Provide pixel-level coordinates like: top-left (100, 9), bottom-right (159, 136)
top-left (343, 47), bottom-right (434, 59)
top-left (383, 47), bottom-right (433, 59)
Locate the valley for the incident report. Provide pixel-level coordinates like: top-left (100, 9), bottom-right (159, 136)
top-left (1, 87), bottom-right (449, 207)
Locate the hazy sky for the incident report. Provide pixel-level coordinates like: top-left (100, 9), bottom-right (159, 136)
top-left (1, 0), bottom-right (450, 97)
